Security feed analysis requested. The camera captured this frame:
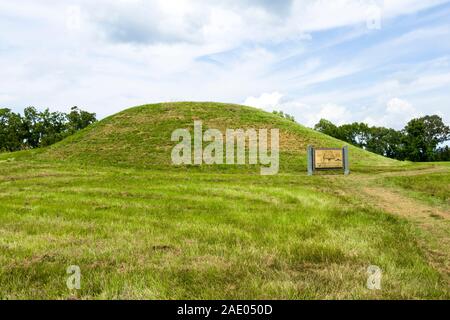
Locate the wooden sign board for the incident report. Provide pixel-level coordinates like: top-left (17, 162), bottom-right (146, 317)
top-left (307, 146), bottom-right (349, 175)
top-left (314, 148), bottom-right (344, 169)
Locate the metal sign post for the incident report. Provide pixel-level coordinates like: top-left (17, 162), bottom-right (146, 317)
top-left (343, 145), bottom-right (350, 175)
top-left (307, 145), bottom-right (314, 176)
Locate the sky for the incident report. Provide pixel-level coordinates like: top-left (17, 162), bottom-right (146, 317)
top-left (1, 0), bottom-right (450, 129)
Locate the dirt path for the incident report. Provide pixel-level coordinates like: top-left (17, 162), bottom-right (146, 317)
top-left (363, 186), bottom-right (449, 221)
top-left (355, 169), bottom-right (450, 286)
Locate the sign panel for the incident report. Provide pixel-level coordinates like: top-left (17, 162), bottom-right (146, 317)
top-left (314, 148), bottom-right (344, 169)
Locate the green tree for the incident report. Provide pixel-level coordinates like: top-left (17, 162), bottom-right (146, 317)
top-left (403, 115), bottom-right (450, 161)
top-left (314, 119), bottom-right (340, 138)
top-left (22, 106), bottom-right (42, 148)
top-left (435, 146), bottom-right (450, 161)
top-left (315, 120), bottom-right (371, 148)
top-left (38, 108), bottom-right (69, 147)
top-left (67, 106), bottom-right (97, 133)
top-left (0, 108), bottom-right (25, 152)
top-left (0, 106), bottom-right (97, 152)
top-left (339, 122), bottom-right (371, 148)
top-left (366, 127), bottom-right (405, 159)
top-left (314, 115), bottom-right (449, 162)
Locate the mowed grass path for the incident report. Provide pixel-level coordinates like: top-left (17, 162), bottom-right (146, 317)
top-left (0, 160), bottom-right (448, 299)
top-left (382, 171), bottom-right (450, 208)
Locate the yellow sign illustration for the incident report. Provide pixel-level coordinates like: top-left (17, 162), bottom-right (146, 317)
top-left (314, 149), bottom-right (344, 169)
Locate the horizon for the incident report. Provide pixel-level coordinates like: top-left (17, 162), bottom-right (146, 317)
top-left (3, 101), bottom-right (449, 133)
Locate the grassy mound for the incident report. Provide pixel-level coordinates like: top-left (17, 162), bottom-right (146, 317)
top-left (39, 102), bottom-right (398, 172)
top-left (0, 102), bottom-right (448, 299)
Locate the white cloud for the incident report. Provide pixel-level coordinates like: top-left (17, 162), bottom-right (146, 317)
top-left (364, 97), bottom-right (421, 128)
top-left (285, 102), bottom-right (353, 127)
top-left (243, 92), bottom-right (284, 111)
top-left (244, 93), bottom-right (353, 127)
top-left (244, 95), bottom-right (424, 130)
top-left (386, 97), bottom-right (414, 113)
top-left (306, 103), bottom-right (353, 127)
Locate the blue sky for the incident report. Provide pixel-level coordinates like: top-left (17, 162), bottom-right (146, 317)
top-left (1, 0), bottom-right (449, 129)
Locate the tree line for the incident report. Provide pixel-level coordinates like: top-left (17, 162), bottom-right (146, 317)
top-left (314, 115), bottom-right (450, 162)
top-left (0, 106), bottom-right (97, 152)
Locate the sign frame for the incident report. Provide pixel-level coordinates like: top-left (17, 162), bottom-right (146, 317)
top-left (307, 145), bottom-right (349, 176)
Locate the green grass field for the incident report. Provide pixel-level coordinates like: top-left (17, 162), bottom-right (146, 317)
top-left (0, 103), bottom-right (448, 299)
top-left (382, 172), bottom-right (450, 207)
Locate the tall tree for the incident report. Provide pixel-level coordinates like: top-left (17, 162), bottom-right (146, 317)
top-left (339, 122), bottom-right (371, 148)
top-left (366, 127), bottom-right (405, 159)
top-left (39, 108), bottom-right (68, 147)
top-left (314, 119), bottom-right (340, 139)
top-left (0, 108), bottom-right (25, 152)
top-left (403, 115), bottom-right (450, 161)
top-left (435, 146), bottom-right (450, 161)
top-left (22, 106), bottom-right (42, 149)
top-left (67, 106), bottom-right (97, 133)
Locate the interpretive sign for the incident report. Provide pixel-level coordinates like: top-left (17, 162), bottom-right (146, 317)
top-left (307, 146), bottom-right (349, 175)
top-left (314, 148), bottom-right (344, 169)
